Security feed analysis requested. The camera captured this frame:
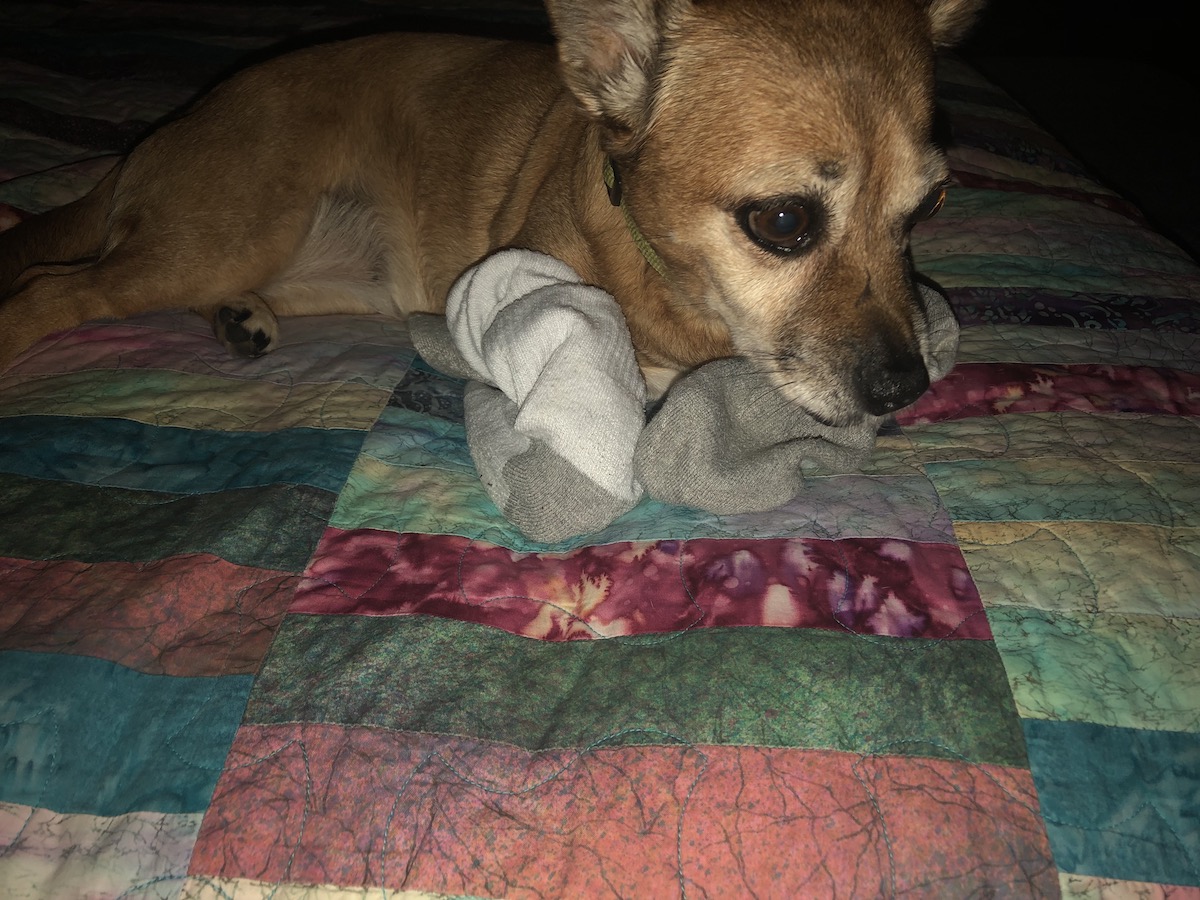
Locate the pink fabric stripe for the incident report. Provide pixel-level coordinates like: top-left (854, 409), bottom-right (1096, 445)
top-left (293, 530), bottom-right (990, 641)
top-left (6, 318), bottom-right (226, 375)
top-left (5, 312), bottom-right (413, 389)
top-left (0, 555), bottom-right (299, 676)
top-left (898, 362), bottom-right (1200, 425)
top-left (191, 723), bottom-right (1056, 898)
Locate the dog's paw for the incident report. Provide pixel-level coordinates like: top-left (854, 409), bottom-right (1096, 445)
top-left (215, 297), bottom-right (279, 358)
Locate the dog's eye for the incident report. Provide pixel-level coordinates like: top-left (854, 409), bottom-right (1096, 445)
top-left (740, 201), bottom-right (814, 254)
top-left (916, 184), bottom-right (948, 220)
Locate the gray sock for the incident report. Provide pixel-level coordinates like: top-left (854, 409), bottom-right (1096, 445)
top-left (636, 282), bottom-right (957, 513)
top-left (634, 358), bottom-right (881, 514)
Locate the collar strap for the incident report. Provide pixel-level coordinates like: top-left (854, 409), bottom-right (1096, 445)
top-left (603, 158), bottom-right (669, 279)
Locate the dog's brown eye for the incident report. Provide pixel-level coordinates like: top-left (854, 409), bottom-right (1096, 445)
top-left (916, 185), bottom-right (947, 220)
top-left (742, 202), bottom-right (813, 253)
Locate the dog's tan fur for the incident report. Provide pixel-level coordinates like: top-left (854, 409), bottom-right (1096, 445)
top-left (0, 0), bottom-right (982, 424)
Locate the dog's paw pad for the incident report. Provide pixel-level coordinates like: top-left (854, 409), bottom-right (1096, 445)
top-left (217, 303), bottom-right (278, 358)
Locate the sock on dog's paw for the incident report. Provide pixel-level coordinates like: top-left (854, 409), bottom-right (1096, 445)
top-left (215, 295), bottom-right (279, 357)
top-left (409, 249), bottom-right (646, 543)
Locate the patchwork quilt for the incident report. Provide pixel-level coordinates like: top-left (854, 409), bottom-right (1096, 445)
top-left (1, 3), bottom-right (1198, 898)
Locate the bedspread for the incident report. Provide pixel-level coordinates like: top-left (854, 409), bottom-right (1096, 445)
top-left (1, 3), bottom-right (1198, 898)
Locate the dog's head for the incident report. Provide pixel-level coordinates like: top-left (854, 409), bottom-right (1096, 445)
top-left (547, 0), bottom-right (984, 425)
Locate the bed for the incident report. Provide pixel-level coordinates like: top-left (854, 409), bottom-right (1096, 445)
top-left (1, 3), bottom-right (1197, 898)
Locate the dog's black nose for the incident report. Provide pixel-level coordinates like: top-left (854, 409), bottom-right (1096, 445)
top-left (854, 349), bottom-right (930, 416)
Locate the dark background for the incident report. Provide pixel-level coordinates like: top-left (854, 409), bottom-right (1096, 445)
top-left (2, 1), bottom-right (1194, 262)
top-left (957, 0), bottom-right (1199, 261)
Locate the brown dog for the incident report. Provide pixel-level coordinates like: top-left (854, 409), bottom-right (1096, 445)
top-left (0, 0), bottom-right (982, 425)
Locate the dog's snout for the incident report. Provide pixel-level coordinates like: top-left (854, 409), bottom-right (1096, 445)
top-left (854, 344), bottom-right (929, 416)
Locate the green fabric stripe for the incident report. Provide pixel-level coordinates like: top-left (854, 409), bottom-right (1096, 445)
top-left (987, 605), bottom-right (1200, 733)
top-left (909, 413), bottom-right (1200, 466)
top-left (248, 615), bottom-right (1028, 767)
top-left (954, 325), bottom-right (1200, 370)
top-left (955, 521), bottom-right (1199, 620)
top-left (0, 473), bottom-right (334, 571)
top-left (0, 370), bottom-right (392, 431)
top-left (939, 186), bottom-right (1138, 228)
top-left (915, 251), bottom-right (1198, 295)
top-left (926, 458), bottom-right (1199, 526)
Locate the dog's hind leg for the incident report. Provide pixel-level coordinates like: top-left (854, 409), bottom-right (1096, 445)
top-left (193, 191), bottom-right (401, 359)
top-left (0, 93), bottom-right (339, 369)
top-left (0, 192), bottom-right (317, 370)
top-left (0, 169), bottom-right (117, 295)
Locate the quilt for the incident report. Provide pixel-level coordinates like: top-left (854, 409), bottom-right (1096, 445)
top-left (1, 2), bottom-right (1198, 898)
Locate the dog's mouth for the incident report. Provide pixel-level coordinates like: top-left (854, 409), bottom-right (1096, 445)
top-left (755, 345), bottom-right (930, 428)
top-left (803, 405), bottom-right (861, 430)
top-left (750, 353), bottom-right (863, 427)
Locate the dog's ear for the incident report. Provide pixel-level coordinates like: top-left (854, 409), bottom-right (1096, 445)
top-left (544, 0), bottom-right (691, 154)
top-left (922, 0), bottom-right (986, 47)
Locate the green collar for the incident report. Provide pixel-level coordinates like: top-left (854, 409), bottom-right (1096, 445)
top-left (603, 158), bottom-right (669, 279)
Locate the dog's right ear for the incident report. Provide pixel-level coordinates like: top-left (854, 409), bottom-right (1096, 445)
top-left (544, 0), bottom-right (691, 154)
top-left (923, 0), bottom-right (987, 48)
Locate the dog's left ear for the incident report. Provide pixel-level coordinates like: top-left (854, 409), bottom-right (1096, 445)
top-left (922, 0), bottom-right (986, 47)
top-left (544, 0), bottom-right (692, 154)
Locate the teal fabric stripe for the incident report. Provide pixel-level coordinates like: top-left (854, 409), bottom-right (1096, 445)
top-left (0, 473), bottom-right (334, 571)
top-left (0, 415), bottom-right (365, 494)
top-left (1023, 719), bottom-right (1200, 887)
top-left (0, 650), bottom-right (252, 817)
